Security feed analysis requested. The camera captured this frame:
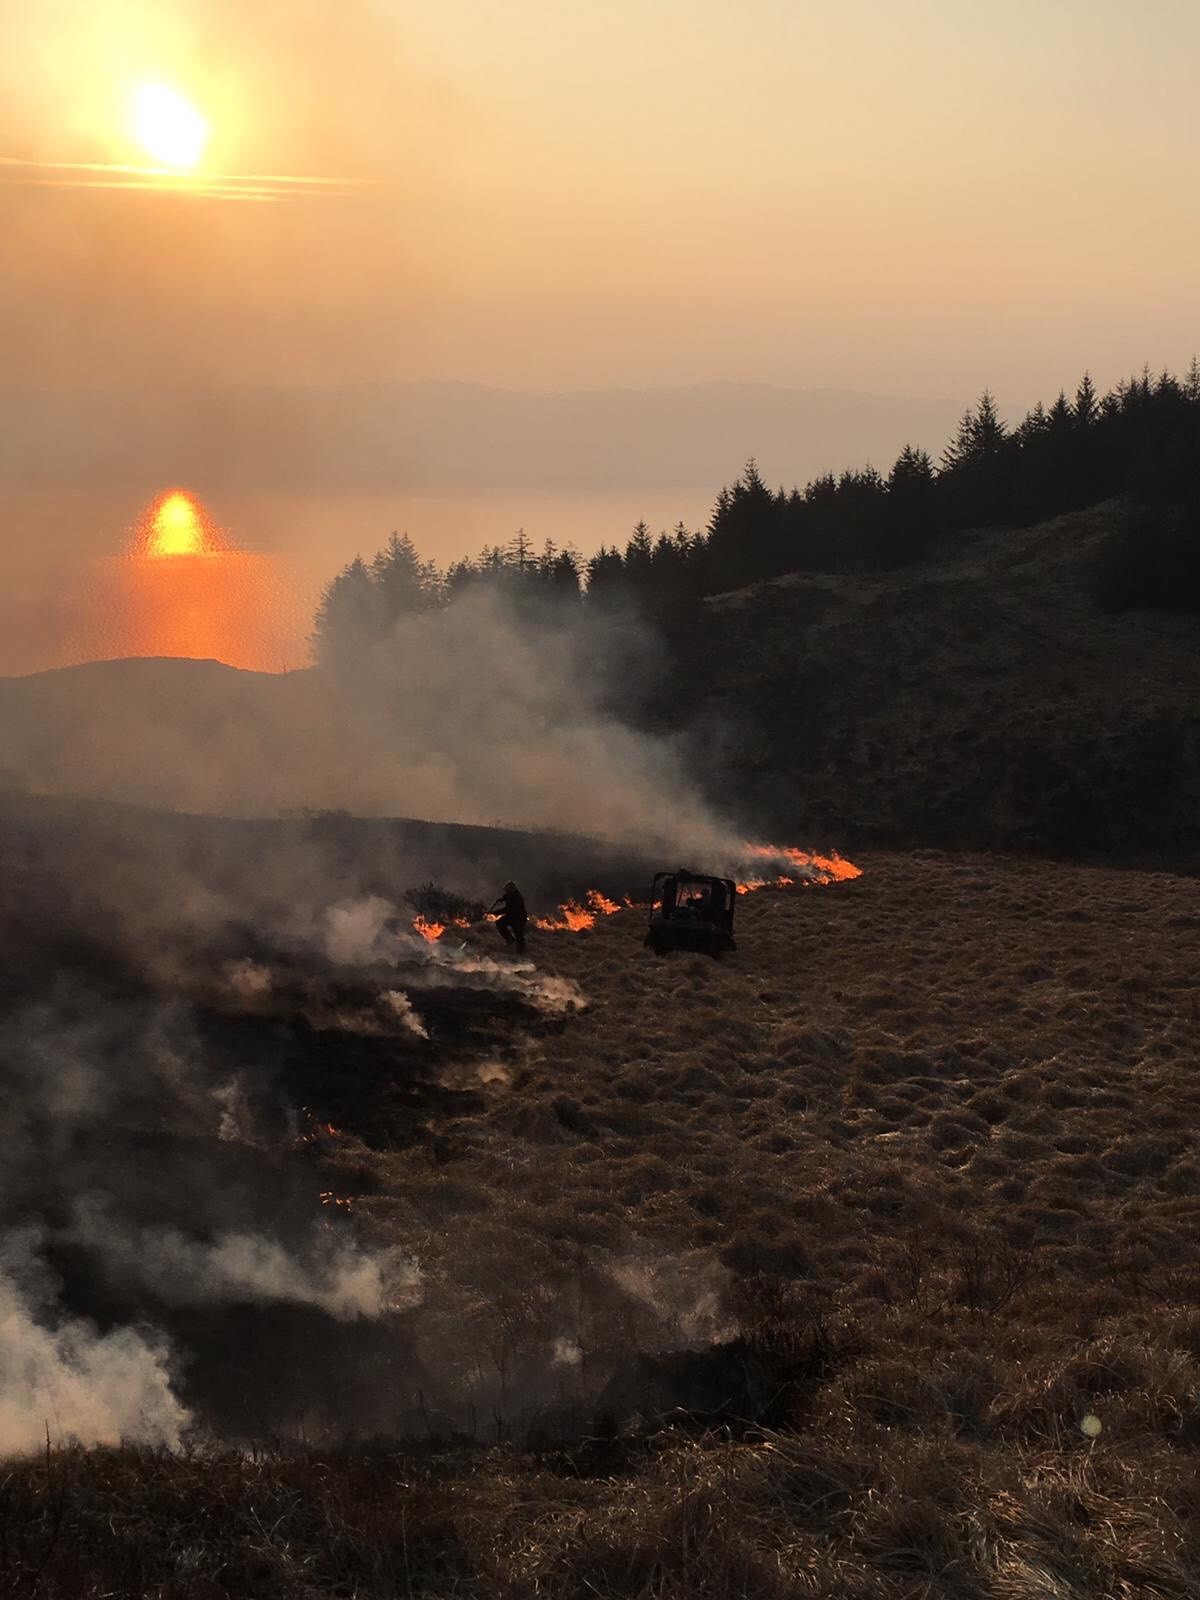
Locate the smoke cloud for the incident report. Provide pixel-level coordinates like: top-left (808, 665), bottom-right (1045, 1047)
top-left (0, 567), bottom-right (805, 1455)
top-left (0, 588), bottom-right (739, 856)
top-left (0, 1231), bottom-right (187, 1455)
top-left (68, 1212), bottom-right (421, 1323)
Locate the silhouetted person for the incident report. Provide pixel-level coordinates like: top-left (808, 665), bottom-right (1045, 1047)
top-left (490, 880), bottom-right (527, 953)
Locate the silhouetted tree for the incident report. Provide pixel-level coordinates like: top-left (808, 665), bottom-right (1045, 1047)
top-left (314, 357), bottom-right (1200, 650)
top-left (706, 459), bottom-right (783, 587)
top-left (881, 445), bottom-right (939, 564)
top-left (311, 556), bottom-right (379, 665)
top-left (940, 389), bottom-right (1011, 525)
top-left (372, 532), bottom-right (440, 628)
top-left (584, 544), bottom-right (628, 608)
top-left (1074, 372), bottom-right (1100, 429)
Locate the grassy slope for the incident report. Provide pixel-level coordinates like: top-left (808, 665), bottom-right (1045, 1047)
top-left (3, 503), bottom-right (1197, 860)
top-left (11, 852), bottom-right (1200, 1596)
top-left (668, 504), bottom-right (1200, 858)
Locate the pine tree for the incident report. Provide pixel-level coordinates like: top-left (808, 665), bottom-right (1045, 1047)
top-left (972, 390), bottom-right (1007, 455)
top-left (585, 545), bottom-right (627, 607)
top-left (625, 520), bottom-right (654, 571)
top-left (1047, 392), bottom-right (1074, 436)
top-left (941, 405), bottom-right (978, 471)
top-left (1074, 372), bottom-right (1099, 429)
top-left (884, 447), bottom-right (937, 564)
top-left (371, 532), bottom-right (439, 628)
top-left (310, 556), bottom-right (378, 665)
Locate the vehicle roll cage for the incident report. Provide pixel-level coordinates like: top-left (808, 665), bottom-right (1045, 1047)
top-left (647, 870), bottom-right (737, 935)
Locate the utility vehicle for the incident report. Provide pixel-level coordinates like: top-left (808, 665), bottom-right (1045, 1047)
top-left (645, 870), bottom-right (737, 956)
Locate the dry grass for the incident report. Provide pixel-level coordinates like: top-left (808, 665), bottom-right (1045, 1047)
top-left (10, 850), bottom-right (1200, 1595)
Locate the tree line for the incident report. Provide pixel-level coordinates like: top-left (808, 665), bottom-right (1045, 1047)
top-left (313, 362), bottom-right (1200, 660)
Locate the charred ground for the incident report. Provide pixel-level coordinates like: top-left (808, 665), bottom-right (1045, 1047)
top-left (0, 497), bottom-right (1197, 1593)
top-left (3, 818), bottom-right (1200, 1595)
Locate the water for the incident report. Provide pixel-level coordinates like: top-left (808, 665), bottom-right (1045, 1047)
top-left (0, 484), bottom-right (716, 676)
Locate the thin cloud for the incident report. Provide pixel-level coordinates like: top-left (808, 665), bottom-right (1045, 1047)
top-left (0, 155), bottom-right (375, 202)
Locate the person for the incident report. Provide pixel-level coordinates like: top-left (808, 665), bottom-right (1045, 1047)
top-left (684, 885), bottom-right (711, 920)
top-left (489, 880), bottom-right (528, 953)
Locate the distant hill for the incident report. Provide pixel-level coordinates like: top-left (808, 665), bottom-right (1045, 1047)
top-left (0, 380), bottom-right (965, 495)
top-left (661, 501), bottom-right (1200, 859)
top-left (0, 658), bottom-right (323, 816)
top-left (2, 503), bottom-right (1197, 859)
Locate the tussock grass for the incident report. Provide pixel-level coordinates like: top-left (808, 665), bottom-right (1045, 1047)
top-left (16, 851), bottom-right (1200, 1594)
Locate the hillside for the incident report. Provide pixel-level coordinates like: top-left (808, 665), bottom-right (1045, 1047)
top-left (1, 502), bottom-right (1196, 861)
top-left (3, 837), bottom-right (1200, 1595)
top-left (667, 502), bottom-right (1200, 859)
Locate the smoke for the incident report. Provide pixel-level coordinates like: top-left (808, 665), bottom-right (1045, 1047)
top-left (0, 1231), bottom-right (187, 1455)
top-left (321, 897), bottom-right (398, 966)
top-left (68, 1211), bottom-right (422, 1322)
top-left (0, 578), bottom-right (790, 1456)
top-left (0, 589), bottom-right (737, 860)
top-left (381, 990), bottom-right (429, 1039)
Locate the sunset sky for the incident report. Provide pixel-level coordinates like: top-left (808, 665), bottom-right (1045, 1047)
top-left (2, 0), bottom-right (1197, 671)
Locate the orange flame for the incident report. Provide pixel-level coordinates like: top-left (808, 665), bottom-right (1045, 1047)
top-left (534, 888), bottom-right (623, 932)
top-left (533, 856), bottom-right (859, 930)
top-left (741, 844), bottom-right (862, 889)
top-left (411, 914), bottom-right (470, 942)
top-left (299, 1108), bottom-right (344, 1144)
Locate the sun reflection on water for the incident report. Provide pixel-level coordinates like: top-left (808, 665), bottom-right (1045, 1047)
top-left (109, 489), bottom-right (293, 670)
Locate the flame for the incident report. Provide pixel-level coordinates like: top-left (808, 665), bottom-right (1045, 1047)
top-left (739, 844), bottom-right (862, 890)
top-left (533, 857), bottom-right (859, 932)
top-left (298, 1108), bottom-right (344, 1144)
top-left (534, 889), bottom-right (622, 932)
top-left (319, 1191), bottom-right (354, 1212)
top-left (411, 914), bottom-right (470, 942)
top-left (425, 850), bottom-right (861, 945)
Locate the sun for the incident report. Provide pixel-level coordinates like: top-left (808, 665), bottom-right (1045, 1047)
top-left (132, 83), bottom-right (209, 172)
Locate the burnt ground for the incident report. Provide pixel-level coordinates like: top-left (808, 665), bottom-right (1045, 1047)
top-left (5, 849), bottom-right (1200, 1596)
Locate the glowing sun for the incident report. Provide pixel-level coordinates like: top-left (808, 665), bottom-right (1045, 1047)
top-left (132, 83), bottom-right (209, 171)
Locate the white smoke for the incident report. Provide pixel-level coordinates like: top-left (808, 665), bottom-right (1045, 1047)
top-left (301, 896), bottom-right (588, 1020)
top-left (0, 1233), bottom-right (187, 1456)
top-left (0, 589), bottom-right (738, 855)
top-left (381, 990), bottom-right (429, 1039)
top-left (322, 896), bottom-right (398, 966)
top-left (69, 1212), bottom-right (422, 1322)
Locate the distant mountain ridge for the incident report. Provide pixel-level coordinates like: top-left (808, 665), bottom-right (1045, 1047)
top-left (0, 380), bottom-right (966, 496)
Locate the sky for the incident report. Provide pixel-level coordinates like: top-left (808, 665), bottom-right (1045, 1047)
top-left (2, 0), bottom-right (1198, 671)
